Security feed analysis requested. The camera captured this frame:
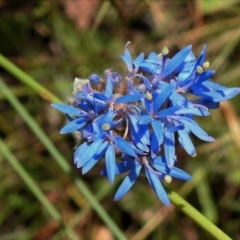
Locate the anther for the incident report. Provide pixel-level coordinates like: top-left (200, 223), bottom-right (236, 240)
top-left (164, 175), bottom-right (172, 184)
top-left (203, 61), bottom-right (210, 70)
top-left (101, 124), bottom-right (111, 131)
top-left (145, 91), bottom-right (152, 101)
top-left (196, 66), bottom-right (204, 74)
top-left (162, 47), bottom-right (169, 56)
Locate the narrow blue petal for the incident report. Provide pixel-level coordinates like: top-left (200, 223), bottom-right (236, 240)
top-left (164, 131), bottom-right (175, 168)
top-left (114, 136), bottom-right (136, 157)
top-left (178, 129), bottom-right (196, 156)
top-left (105, 144), bottom-right (116, 183)
top-left (128, 113), bottom-right (150, 145)
top-left (51, 103), bottom-right (82, 116)
top-left (157, 106), bottom-right (180, 117)
top-left (194, 45), bottom-right (206, 68)
top-left (151, 161), bottom-right (192, 181)
top-left (175, 107), bottom-right (210, 116)
top-left (105, 72), bottom-right (113, 98)
top-left (129, 122), bottom-right (149, 152)
top-left (139, 114), bottom-right (152, 125)
top-left (60, 117), bottom-right (88, 134)
top-left (180, 117), bottom-right (214, 142)
top-left (133, 53), bottom-right (144, 71)
top-left (139, 62), bottom-right (160, 75)
top-left (76, 138), bottom-right (104, 168)
top-left (74, 142), bottom-right (88, 166)
top-left (166, 124), bottom-right (184, 132)
top-left (82, 141), bottom-right (108, 174)
top-left (115, 93), bottom-right (144, 103)
top-left (153, 84), bottom-right (175, 113)
top-left (101, 159), bottom-right (137, 176)
top-left (114, 163), bottom-right (142, 201)
top-left (151, 119), bottom-right (163, 145)
top-left (93, 92), bottom-right (109, 101)
top-left (194, 98), bottom-right (220, 109)
top-left (144, 166), bottom-right (170, 206)
top-left (121, 48), bottom-right (133, 71)
top-left (197, 70), bottom-right (215, 84)
top-left (161, 45), bottom-right (192, 78)
top-left (100, 109), bottom-right (114, 127)
top-left (150, 132), bottom-right (159, 158)
top-left (216, 87), bottom-right (240, 101)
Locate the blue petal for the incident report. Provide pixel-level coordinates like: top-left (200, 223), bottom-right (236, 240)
top-left (101, 159), bottom-right (137, 176)
top-left (151, 119), bottom-right (163, 145)
top-left (100, 109), bottom-right (114, 127)
top-left (178, 129), bottom-right (196, 156)
top-left (105, 72), bottom-right (113, 98)
top-left (194, 45), bottom-right (207, 68)
top-left (129, 121), bottom-right (149, 152)
top-left (160, 45), bottom-right (192, 78)
top-left (105, 144), bottom-right (116, 183)
top-left (128, 112), bottom-right (150, 145)
top-left (139, 61), bottom-right (160, 75)
top-left (51, 103), bottom-right (82, 116)
top-left (133, 53), bottom-right (144, 72)
top-left (153, 84), bottom-right (174, 113)
top-left (175, 107), bottom-right (210, 116)
top-left (60, 117), bottom-right (88, 134)
top-left (76, 138), bottom-right (104, 168)
top-left (114, 163), bottom-right (142, 201)
top-left (216, 87), bottom-right (240, 101)
top-left (197, 70), bottom-right (215, 84)
top-left (163, 131), bottom-right (175, 168)
top-left (74, 142), bottom-right (88, 166)
top-left (157, 106), bottom-right (181, 117)
top-left (115, 93), bottom-right (144, 103)
top-left (180, 117), bottom-right (214, 142)
top-left (139, 114), bottom-right (152, 124)
top-left (151, 161), bottom-right (192, 181)
top-left (114, 136), bottom-right (136, 157)
top-left (144, 166), bottom-right (170, 206)
top-left (121, 47), bottom-right (133, 71)
top-left (82, 141), bottom-right (108, 174)
top-left (93, 92), bottom-right (109, 101)
top-left (166, 124), bottom-right (184, 132)
top-left (150, 132), bottom-right (159, 158)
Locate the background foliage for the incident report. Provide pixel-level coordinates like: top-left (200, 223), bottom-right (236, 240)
top-left (0, 0), bottom-right (240, 239)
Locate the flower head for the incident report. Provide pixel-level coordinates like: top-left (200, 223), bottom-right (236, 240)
top-left (52, 43), bottom-right (240, 205)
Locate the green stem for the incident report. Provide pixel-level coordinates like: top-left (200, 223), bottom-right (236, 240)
top-left (167, 188), bottom-right (232, 240)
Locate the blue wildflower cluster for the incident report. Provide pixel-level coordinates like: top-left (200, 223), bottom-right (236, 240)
top-left (52, 43), bottom-right (240, 205)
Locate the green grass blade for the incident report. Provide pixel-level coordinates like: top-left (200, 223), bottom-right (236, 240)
top-left (0, 137), bottom-right (79, 240)
top-left (0, 54), bottom-right (61, 103)
top-left (167, 188), bottom-right (232, 240)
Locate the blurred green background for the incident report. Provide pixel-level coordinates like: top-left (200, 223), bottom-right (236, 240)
top-left (0, 0), bottom-right (240, 239)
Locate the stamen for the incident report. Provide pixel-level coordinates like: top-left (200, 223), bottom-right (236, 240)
top-left (101, 124), bottom-right (111, 131)
top-left (196, 66), bottom-right (204, 74)
top-left (164, 175), bottom-right (172, 183)
top-left (162, 47), bottom-right (169, 56)
top-left (145, 91), bottom-right (153, 101)
top-left (203, 61), bottom-right (210, 70)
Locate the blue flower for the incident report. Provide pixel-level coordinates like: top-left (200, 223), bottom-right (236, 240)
top-left (52, 43), bottom-right (240, 204)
